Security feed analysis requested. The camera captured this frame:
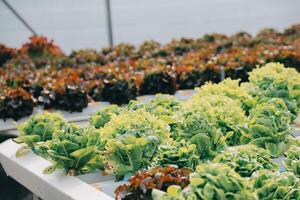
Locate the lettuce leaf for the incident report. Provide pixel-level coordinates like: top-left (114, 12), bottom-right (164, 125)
top-left (152, 140), bottom-right (199, 170)
top-left (15, 112), bottom-right (67, 156)
top-left (127, 94), bottom-right (182, 125)
top-left (243, 62), bottom-right (300, 121)
top-left (244, 98), bottom-right (292, 157)
top-left (285, 145), bottom-right (300, 176)
top-left (89, 105), bottom-right (122, 128)
top-left (100, 110), bottom-right (171, 175)
top-left (44, 124), bottom-right (103, 175)
top-left (193, 78), bottom-right (255, 113)
top-left (213, 145), bottom-right (278, 177)
top-left (185, 94), bottom-right (248, 145)
top-left (252, 170), bottom-right (300, 200)
top-left (153, 163), bottom-right (257, 200)
top-left (175, 111), bottom-right (227, 159)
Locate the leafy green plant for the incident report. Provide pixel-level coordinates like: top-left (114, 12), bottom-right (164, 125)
top-left (15, 112), bottom-right (67, 157)
top-left (145, 94), bottom-right (182, 124)
top-left (89, 105), bottom-right (123, 128)
top-left (44, 124), bottom-right (103, 175)
top-left (175, 111), bottom-right (227, 159)
top-left (213, 145), bottom-right (278, 177)
top-left (285, 145), bottom-right (300, 176)
top-left (185, 94), bottom-right (248, 145)
top-left (152, 163), bottom-right (257, 200)
top-left (100, 110), bottom-right (170, 142)
top-left (152, 140), bottom-right (199, 170)
top-left (252, 170), bottom-right (300, 200)
top-left (243, 62), bottom-right (300, 120)
top-left (100, 110), bottom-right (170, 176)
top-left (127, 94), bottom-right (182, 126)
top-left (193, 78), bottom-right (255, 113)
top-left (244, 98), bottom-right (292, 157)
top-left (104, 135), bottom-right (151, 176)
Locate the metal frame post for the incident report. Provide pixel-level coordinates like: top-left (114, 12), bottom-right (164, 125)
top-left (105, 0), bottom-right (114, 46)
top-left (2, 0), bottom-right (37, 35)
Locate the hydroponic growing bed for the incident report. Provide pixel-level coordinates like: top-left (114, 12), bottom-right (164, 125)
top-left (1, 62), bottom-right (300, 200)
top-left (0, 138), bottom-right (296, 200)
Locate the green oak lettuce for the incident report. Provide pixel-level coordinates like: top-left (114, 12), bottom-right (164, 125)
top-left (193, 78), bottom-right (255, 113)
top-left (152, 163), bottom-right (257, 200)
top-left (152, 140), bottom-right (199, 170)
top-left (127, 94), bottom-right (182, 125)
top-left (16, 112), bottom-right (67, 145)
top-left (100, 110), bottom-right (170, 176)
top-left (44, 124), bottom-right (103, 175)
top-left (213, 145), bottom-right (278, 177)
top-left (104, 135), bottom-right (150, 176)
top-left (174, 111), bottom-right (227, 159)
top-left (100, 110), bottom-right (170, 141)
top-left (185, 94), bottom-right (248, 145)
top-left (285, 145), bottom-right (300, 176)
top-left (252, 170), bottom-right (300, 200)
top-left (243, 98), bottom-right (292, 157)
top-left (89, 105), bottom-right (123, 128)
top-left (144, 94), bottom-right (182, 124)
top-left (243, 62), bottom-right (300, 120)
top-left (15, 112), bottom-right (67, 156)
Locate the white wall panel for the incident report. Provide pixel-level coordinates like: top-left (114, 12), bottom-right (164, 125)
top-left (112, 0), bottom-right (300, 45)
top-left (0, 0), bottom-right (299, 53)
top-left (0, 0), bottom-right (107, 53)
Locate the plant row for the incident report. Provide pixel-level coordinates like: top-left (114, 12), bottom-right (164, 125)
top-left (1, 24), bottom-right (300, 120)
top-left (14, 62), bottom-right (300, 199)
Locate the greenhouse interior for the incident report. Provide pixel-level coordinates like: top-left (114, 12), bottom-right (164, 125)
top-left (1, 0), bottom-right (300, 200)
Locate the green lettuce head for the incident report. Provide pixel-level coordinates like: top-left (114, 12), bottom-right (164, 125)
top-left (44, 124), bottom-right (103, 175)
top-left (185, 93), bottom-right (248, 146)
top-left (252, 170), bottom-right (300, 200)
top-left (127, 94), bottom-right (182, 125)
top-left (89, 104), bottom-right (123, 128)
top-left (245, 98), bottom-right (292, 157)
top-left (15, 112), bottom-right (67, 157)
top-left (16, 112), bottom-right (67, 146)
top-left (193, 78), bottom-right (255, 113)
top-left (175, 111), bottom-right (227, 160)
top-left (244, 62), bottom-right (300, 121)
top-left (152, 140), bottom-right (199, 170)
top-left (100, 110), bottom-right (170, 176)
top-left (213, 145), bottom-right (278, 177)
top-left (285, 145), bottom-right (300, 176)
top-left (153, 163), bottom-right (257, 200)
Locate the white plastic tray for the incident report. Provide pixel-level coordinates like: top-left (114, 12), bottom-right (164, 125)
top-left (1, 134), bottom-right (300, 199)
top-left (0, 139), bottom-right (120, 200)
top-left (0, 137), bottom-right (293, 200)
